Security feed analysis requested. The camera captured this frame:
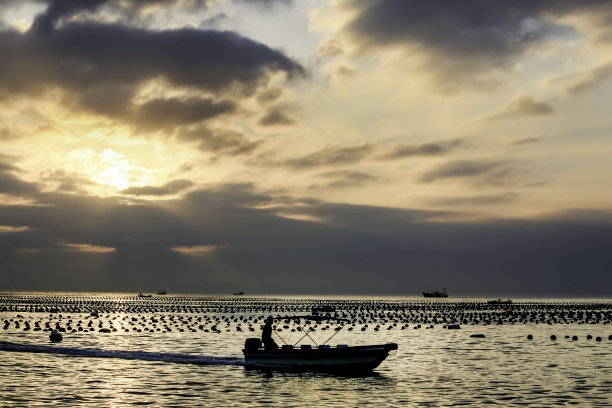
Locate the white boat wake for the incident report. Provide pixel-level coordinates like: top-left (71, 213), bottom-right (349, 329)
top-left (0, 341), bottom-right (245, 366)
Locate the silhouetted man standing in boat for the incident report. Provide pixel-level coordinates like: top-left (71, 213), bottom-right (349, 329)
top-left (262, 316), bottom-right (278, 350)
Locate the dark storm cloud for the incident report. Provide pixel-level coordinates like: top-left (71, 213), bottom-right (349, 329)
top-left (29, 0), bottom-right (109, 35)
top-left (2, 22), bottom-right (303, 92)
top-left (22, 0), bottom-right (290, 31)
top-left (64, 83), bottom-right (135, 119)
top-left (380, 140), bottom-right (462, 160)
top-left (122, 179), bottom-right (194, 196)
top-left (340, 0), bottom-right (612, 87)
top-left (0, 13), bottom-right (304, 127)
top-left (26, 0), bottom-right (218, 34)
top-left (177, 126), bottom-right (264, 156)
top-left (1, 177), bottom-right (611, 295)
top-left (420, 159), bottom-right (511, 184)
top-left (70, 87), bottom-right (238, 133)
top-left (132, 97), bottom-right (237, 131)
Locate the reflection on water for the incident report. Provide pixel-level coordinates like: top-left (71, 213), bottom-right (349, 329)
top-left (1, 294), bottom-right (611, 407)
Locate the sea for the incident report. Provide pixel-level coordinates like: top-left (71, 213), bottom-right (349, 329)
top-left (1, 292), bottom-right (611, 407)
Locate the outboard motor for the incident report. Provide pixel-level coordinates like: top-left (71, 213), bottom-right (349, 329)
top-left (49, 330), bottom-right (63, 343)
top-left (244, 338), bottom-right (262, 350)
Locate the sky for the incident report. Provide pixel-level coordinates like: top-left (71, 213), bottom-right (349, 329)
top-left (0, 0), bottom-right (611, 296)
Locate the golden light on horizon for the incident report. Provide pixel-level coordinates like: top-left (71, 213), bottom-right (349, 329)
top-left (62, 242), bottom-right (116, 253)
top-left (0, 225), bottom-right (30, 233)
top-left (171, 245), bottom-right (220, 256)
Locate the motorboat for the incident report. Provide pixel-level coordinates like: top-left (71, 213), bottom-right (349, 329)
top-left (423, 288), bottom-right (448, 298)
top-left (242, 315), bottom-right (398, 373)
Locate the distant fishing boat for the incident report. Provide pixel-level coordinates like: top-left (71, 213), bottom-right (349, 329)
top-left (233, 292), bottom-right (245, 296)
top-left (312, 305), bottom-right (335, 315)
top-left (423, 288), bottom-right (448, 298)
top-left (243, 315), bottom-right (397, 373)
top-left (157, 290), bottom-right (167, 295)
top-left (487, 299), bottom-right (512, 305)
top-left (138, 293), bottom-right (152, 298)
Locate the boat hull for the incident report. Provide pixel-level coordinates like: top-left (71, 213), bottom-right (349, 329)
top-left (487, 299), bottom-right (512, 305)
top-left (423, 293), bottom-right (448, 298)
top-left (243, 343), bottom-right (397, 373)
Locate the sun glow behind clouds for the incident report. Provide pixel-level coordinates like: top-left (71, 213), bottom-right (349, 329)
top-left (67, 148), bottom-right (158, 194)
top-left (94, 149), bottom-right (149, 191)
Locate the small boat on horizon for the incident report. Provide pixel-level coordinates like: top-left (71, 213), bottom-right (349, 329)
top-left (138, 293), bottom-right (152, 298)
top-left (487, 299), bottom-right (512, 305)
top-left (312, 305), bottom-right (335, 315)
top-left (157, 290), bottom-right (167, 295)
top-left (423, 288), bottom-right (448, 298)
top-left (233, 291), bottom-right (245, 296)
top-left (242, 315), bottom-right (397, 373)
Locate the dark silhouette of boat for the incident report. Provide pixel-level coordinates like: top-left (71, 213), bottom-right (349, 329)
top-left (243, 315), bottom-right (397, 373)
top-left (138, 293), bottom-right (152, 298)
top-left (157, 290), bottom-right (167, 295)
top-left (233, 292), bottom-right (245, 296)
top-left (312, 305), bottom-right (335, 315)
top-left (423, 288), bottom-right (448, 298)
top-left (487, 299), bottom-right (512, 305)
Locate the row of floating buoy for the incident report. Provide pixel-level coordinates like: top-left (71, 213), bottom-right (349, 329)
top-left (2, 294), bottom-right (611, 322)
top-left (527, 334), bottom-right (611, 341)
top-left (2, 295), bottom-right (612, 344)
top-left (4, 311), bottom-right (610, 326)
top-left (4, 313), bottom-right (612, 334)
top-left (4, 311), bottom-right (612, 347)
top-left (45, 327), bottom-right (612, 343)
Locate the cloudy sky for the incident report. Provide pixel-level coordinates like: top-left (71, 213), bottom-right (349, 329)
top-left (1, 0), bottom-right (611, 296)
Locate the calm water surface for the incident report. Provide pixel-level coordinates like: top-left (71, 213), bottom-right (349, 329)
top-left (1, 294), bottom-right (611, 407)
